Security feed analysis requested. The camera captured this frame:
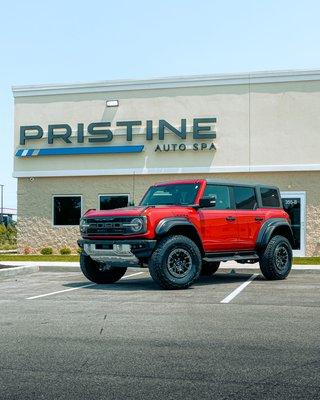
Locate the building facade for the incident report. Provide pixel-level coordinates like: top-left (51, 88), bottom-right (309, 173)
top-left (12, 70), bottom-right (320, 255)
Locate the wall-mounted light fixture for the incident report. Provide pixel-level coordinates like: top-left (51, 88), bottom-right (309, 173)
top-left (106, 100), bottom-right (119, 107)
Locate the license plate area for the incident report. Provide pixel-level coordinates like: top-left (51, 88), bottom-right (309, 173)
top-left (95, 244), bottom-right (113, 250)
top-left (113, 244), bottom-right (131, 254)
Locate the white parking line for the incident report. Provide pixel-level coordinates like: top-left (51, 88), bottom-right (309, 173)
top-left (26, 272), bottom-right (145, 300)
top-left (220, 274), bottom-right (258, 304)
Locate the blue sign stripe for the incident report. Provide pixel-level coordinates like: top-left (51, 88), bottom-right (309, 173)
top-left (15, 145), bottom-right (144, 157)
top-left (15, 149), bottom-right (24, 157)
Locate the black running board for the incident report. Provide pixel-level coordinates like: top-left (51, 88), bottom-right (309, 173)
top-left (203, 251), bottom-right (259, 263)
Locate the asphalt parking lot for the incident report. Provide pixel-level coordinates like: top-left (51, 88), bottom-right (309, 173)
top-left (0, 268), bottom-right (319, 400)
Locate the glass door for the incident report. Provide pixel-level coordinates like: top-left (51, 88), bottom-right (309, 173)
top-left (280, 191), bottom-right (306, 257)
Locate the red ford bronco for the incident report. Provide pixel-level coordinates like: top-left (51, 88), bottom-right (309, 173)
top-left (78, 179), bottom-right (294, 289)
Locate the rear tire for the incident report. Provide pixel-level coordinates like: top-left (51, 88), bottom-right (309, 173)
top-left (148, 235), bottom-right (202, 290)
top-left (201, 260), bottom-right (220, 276)
top-left (259, 235), bottom-right (292, 280)
top-left (80, 253), bottom-right (127, 284)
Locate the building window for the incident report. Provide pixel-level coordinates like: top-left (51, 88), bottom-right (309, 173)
top-left (99, 194), bottom-right (129, 210)
top-left (53, 196), bottom-right (82, 226)
top-left (234, 187), bottom-right (257, 210)
top-left (260, 188), bottom-right (280, 207)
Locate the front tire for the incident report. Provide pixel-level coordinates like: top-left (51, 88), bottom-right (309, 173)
top-left (259, 235), bottom-right (292, 280)
top-left (148, 235), bottom-right (202, 290)
top-left (200, 261), bottom-right (220, 276)
top-left (80, 253), bottom-right (127, 284)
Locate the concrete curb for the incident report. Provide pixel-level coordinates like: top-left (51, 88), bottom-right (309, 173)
top-left (0, 265), bottom-right (39, 278)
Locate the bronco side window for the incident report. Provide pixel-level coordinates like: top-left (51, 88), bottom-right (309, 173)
top-left (234, 187), bottom-right (257, 210)
top-left (203, 185), bottom-right (231, 210)
top-left (260, 187), bottom-right (280, 207)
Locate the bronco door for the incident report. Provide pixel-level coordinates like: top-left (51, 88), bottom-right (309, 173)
top-left (232, 186), bottom-right (264, 250)
top-left (198, 184), bottom-right (238, 252)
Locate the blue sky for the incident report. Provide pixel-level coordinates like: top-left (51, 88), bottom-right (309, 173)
top-left (1, 0), bottom-right (320, 209)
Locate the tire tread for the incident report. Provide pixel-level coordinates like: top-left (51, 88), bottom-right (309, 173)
top-left (149, 235), bottom-right (201, 290)
top-left (259, 235), bottom-right (292, 280)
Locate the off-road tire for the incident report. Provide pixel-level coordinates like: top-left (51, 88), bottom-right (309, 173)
top-left (80, 253), bottom-right (127, 284)
top-left (201, 260), bottom-right (220, 276)
top-left (148, 235), bottom-right (202, 290)
top-left (259, 235), bottom-right (292, 280)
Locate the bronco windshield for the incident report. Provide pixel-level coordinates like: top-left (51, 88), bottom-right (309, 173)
top-left (140, 183), bottom-right (200, 206)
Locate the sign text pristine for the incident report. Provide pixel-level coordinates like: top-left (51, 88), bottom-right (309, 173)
top-left (19, 118), bottom-right (217, 145)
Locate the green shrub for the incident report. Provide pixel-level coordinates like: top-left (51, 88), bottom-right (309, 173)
top-left (40, 247), bottom-right (53, 255)
top-left (77, 247), bottom-right (83, 255)
top-left (0, 244), bottom-right (17, 250)
top-left (59, 247), bottom-right (71, 255)
top-left (0, 224), bottom-right (7, 245)
top-left (0, 224), bottom-right (17, 246)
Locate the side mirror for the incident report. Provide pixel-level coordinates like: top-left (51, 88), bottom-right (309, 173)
top-left (199, 196), bottom-right (216, 208)
top-left (129, 200), bottom-right (135, 206)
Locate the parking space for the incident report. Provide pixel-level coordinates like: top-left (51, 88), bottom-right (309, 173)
top-left (0, 269), bottom-right (262, 305)
top-left (1, 269), bottom-right (320, 399)
top-left (1, 268), bottom-right (319, 307)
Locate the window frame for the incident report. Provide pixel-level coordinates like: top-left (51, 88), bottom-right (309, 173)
top-left (98, 193), bottom-right (130, 210)
top-left (52, 194), bottom-right (83, 228)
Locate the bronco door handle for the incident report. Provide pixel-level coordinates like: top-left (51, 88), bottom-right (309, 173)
top-left (255, 217), bottom-right (264, 221)
top-left (226, 216), bottom-right (236, 222)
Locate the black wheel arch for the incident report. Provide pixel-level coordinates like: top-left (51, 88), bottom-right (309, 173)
top-left (256, 218), bottom-right (295, 251)
top-left (155, 218), bottom-right (204, 255)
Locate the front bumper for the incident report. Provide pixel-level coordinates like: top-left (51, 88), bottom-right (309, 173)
top-left (77, 239), bottom-right (156, 267)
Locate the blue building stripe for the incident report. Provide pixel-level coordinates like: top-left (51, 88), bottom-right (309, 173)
top-left (15, 149), bottom-right (24, 157)
top-left (15, 145), bottom-right (144, 157)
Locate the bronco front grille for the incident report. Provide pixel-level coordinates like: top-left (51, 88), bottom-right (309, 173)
top-left (84, 217), bottom-right (138, 236)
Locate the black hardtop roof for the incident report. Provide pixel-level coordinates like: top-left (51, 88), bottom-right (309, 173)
top-left (152, 179), bottom-right (279, 191)
top-left (205, 180), bottom-right (279, 190)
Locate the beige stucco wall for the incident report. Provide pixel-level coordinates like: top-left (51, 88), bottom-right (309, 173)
top-left (17, 171), bottom-right (320, 255)
top-left (13, 80), bottom-right (320, 176)
top-left (13, 74), bottom-right (320, 255)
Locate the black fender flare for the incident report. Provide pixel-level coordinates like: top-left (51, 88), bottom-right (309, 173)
top-left (155, 217), bottom-right (204, 252)
top-left (155, 217), bottom-right (196, 236)
top-left (256, 218), bottom-right (295, 251)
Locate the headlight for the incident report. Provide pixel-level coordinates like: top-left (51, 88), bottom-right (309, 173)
top-left (123, 217), bottom-right (145, 233)
top-left (130, 218), bottom-right (144, 232)
top-left (79, 218), bottom-right (90, 234)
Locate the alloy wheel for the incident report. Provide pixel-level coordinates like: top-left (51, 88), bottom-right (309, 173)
top-left (167, 248), bottom-right (192, 278)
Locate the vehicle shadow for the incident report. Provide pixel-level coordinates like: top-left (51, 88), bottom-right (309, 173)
top-left (62, 272), bottom-right (263, 292)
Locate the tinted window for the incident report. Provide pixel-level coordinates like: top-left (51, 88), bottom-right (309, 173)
top-left (260, 188), bottom-right (280, 207)
top-left (53, 196), bottom-right (81, 226)
top-left (234, 187), bottom-right (257, 210)
top-left (203, 185), bottom-right (231, 210)
top-left (140, 183), bottom-right (200, 206)
top-left (100, 195), bottom-right (129, 210)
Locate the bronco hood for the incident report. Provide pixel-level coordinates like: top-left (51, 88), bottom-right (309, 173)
top-left (84, 206), bottom-right (148, 218)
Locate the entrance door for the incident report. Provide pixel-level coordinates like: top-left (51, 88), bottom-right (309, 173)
top-left (280, 192), bottom-right (306, 257)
